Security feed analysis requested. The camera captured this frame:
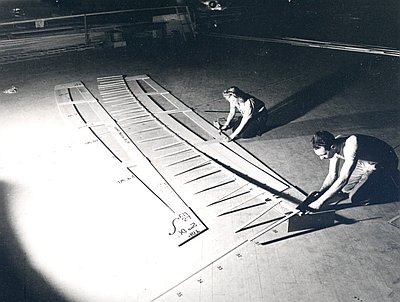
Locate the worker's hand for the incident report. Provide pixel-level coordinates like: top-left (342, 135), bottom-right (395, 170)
top-left (308, 200), bottom-right (324, 210)
top-left (296, 191), bottom-right (321, 214)
top-left (308, 191), bottom-right (321, 198)
top-left (213, 121), bottom-right (222, 133)
top-left (223, 135), bottom-right (233, 142)
top-left (307, 191), bottom-right (324, 210)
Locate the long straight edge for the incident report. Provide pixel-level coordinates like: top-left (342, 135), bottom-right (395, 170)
top-left (213, 183), bottom-right (250, 204)
top-left (109, 106), bottom-right (143, 114)
top-left (118, 118), bottom-right (155, 126)
top-left (100, 92), bottom-right (132, 99)
top-left (163, 154), bottom-right (201, 168)
top-left (217, 191), bottom-right (267, 216)
top-left (99, 86), bottom-right (129, 92)
top-left (117, 113), bottom-right (151, 122)
top-left (112, 108), bottom-right (146, 116)
top-left (101, 96), bottom-right (134, 102)
top-left (184, 169), bottom-right (222, 185)
top-left (137, 135), bottom-right (174, 143)
top-left (153, 141), bottom-right (185, 151)
top-left (99, 90), bottom-right (130, 96)
top-left (173, 160), bottom-right (212, 176)
top-left (128, 126), bottom-right (163, 135)
top-left (193, 178), bottom-right (236, 195)
top-left (150, 239), bottom-right (249, 301)
top-left (153, 147), bottom-right (192, 159)
top-left (248, 210), bottom-right (300, 243)
top-left (110, 101), bottom-right (139, 107)
top-left (236, 200), bottom-right (282, 232)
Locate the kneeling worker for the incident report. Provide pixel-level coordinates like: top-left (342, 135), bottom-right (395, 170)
top-left (218, 86), bottom-right (268, 141)
top-left (308, 131), bottom-right (399, 210)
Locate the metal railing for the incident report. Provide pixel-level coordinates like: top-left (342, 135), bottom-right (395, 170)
top-left (0, 6), bottom-right (194, 43)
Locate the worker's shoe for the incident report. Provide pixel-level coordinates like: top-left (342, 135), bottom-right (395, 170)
top-left (336, 191), bottom-right (349, 201)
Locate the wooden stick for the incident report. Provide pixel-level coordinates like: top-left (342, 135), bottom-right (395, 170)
top-left (249, 210), bottom-right (300, 244)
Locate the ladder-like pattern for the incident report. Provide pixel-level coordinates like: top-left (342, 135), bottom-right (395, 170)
top-left (55, 75), bottom-right (301, 248)
top-left (96, 75), bottom-right (297, 238)
top-left (55, 81), bottom-right (208, 246)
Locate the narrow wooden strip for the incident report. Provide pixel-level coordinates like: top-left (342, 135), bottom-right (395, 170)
top-left (121, 118), bottom-right (155, 126)
top-left (213, 183), bottom-right (250, 205)
top-left (140, 77), bottom-right (168, 94)
top-left (113, 108), bottom-right (146, 116)
top-left (55, 82), bottom-right (83, 90)
top-left (97, 75), bottom-right (123, 80)
top-left (194, 178), bottom-right (236, 195)
top-left (208, 190), bottom-right (253, 207)
top-left (98, 82), bottom-right (125, 86)
top-left (110, 100), bottom-right (139, 107)
top-left (100, 92), bottom-right (133, 99)
top-left (98, 83), bottom-right (126, 88)
top-left (163, 154), bottom-right (201, 167)
top-left (249, 211), bottom-right (300, 244)
top-left (125, 74), bottom-right (150, 81)
top-left (184, 169), bottom-right (222, 184)
top-left (101, 97), bottom-right (134, 103)
top-left (153, 147), bottom-right (192, 159)
top-left (98, 82), bottom-right (126, 88)
top-left (137, 134), bottom-right (174, 143)
top-left (128, 126), bottom-right (162, 135)
top-left (236, 199), bottom-right (282, 232)
top-left (117, 113), bottom-right (151, 122)
top-left (153, 109), bottom-right (192, 114)
top-left (57, 99), bottom-right (97, 105)
top-left (97, 79), bottom-right (124, 85)
top-left (134, 91), bottom-right (169, 96)
top-left (97, 83), bottom-right (124, 88)
top-left (109, 106), bottom-right (143, 114)
top-left (99, 87), bottom-right (129, 94)
top-left (100, 92), bottom-right (132, 99)
top-left (98, 78), bottom-right (124, 82)
top-left (174, 160), bottom-right (212, 176)
top-left (217, 191), bottom-right (267, 216)
top-left (193, 139), bottom-right (221, 147)
top-left (388, 214), bottom-right (400, 224)
top-left (99, 90), bottom-right (130, 97)
top-left (153, 141), bottom-right (185, 151)
top-left (98, 80), bottom-right (125, 85)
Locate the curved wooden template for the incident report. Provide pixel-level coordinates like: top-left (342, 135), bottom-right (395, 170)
top-left (55, 81), bottom-right (208, 246)
top-left (96, 75), bottom-right (299, 232)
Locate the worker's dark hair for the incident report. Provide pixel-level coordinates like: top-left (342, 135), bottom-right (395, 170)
top-left (311, 131), bottom-right (336, 149)
top-left (223, 86), bottom-right (249, 100)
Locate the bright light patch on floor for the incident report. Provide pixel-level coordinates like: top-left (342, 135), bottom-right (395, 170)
top-left (3, 121), bottom-right (176, 302)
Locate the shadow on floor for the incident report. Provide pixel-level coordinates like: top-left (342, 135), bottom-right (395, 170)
top-left (334, 169), bottom-right (400, 210)
top-left (259, 109), bottom-right (400, 140)
top-left (256, 170), bottom-right (400, 245)
top-left (265, 64), bottom-right (362, 133)
top-left (0, 181), bottom-right (69, 302)
top-left (257, 216), bottom-right (374, 246)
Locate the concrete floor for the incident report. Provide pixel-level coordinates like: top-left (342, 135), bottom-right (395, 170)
top-left (0, 35), bottom-right (399, 302)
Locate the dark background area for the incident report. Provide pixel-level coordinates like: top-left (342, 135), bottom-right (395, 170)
top-left (0, 1), bottom-right (398, 302)
top-left (1, 0), bottom-right (398, 47)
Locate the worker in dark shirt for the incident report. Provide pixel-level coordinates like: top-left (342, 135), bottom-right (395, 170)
top-left (218, 86), bottom-right (268, 141)
top-left (308, 131), bottom-right (399, 209)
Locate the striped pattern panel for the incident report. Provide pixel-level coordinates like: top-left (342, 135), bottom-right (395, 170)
top-left (97, 75), bottom-right (295, 238)
top-left (55, 81), bottom-right (207, 246)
